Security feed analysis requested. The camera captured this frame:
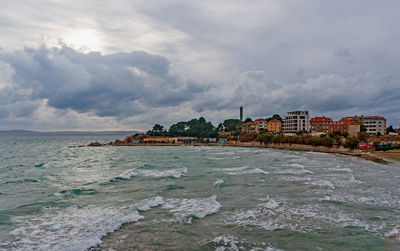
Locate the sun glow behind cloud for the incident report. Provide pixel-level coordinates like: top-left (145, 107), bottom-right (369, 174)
top-left (64, 29), bottom-right (103, 51)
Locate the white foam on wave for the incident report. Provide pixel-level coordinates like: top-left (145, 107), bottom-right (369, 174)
top-left (250, 247), bottom-right (284, 251)
top-left (220, 166), bottom-right (250, 172)
top-left (8, 205), bottom-right (143, 251)
top-left (214, 179), bottom-right (224, 186)
top-left (162, 195), bottom-right (221, 223)
top-left (386, 225), bottom-right (400, 241)
top-left (305, 180), bottom-right (335, 189)
top-left (258, 199), bottom-right (280, 210)
top-left (212, 235), bottom-right (240, 251)
top-left (275, 162), bottom-right (313, 175)
top-left (327, 167), bottom-right (353, 173)
top-left (207, 156), bottom-right (241, 160)
top-left (137, 196), bottom-right (165, 211)
top-left (224, 199), bottom-right (377, 233)
top-left (319, 193), bottom-right (395, 207)
top-left (217, 166), bottom-right (269, 175)
top-left (210, 151), bottom-right (236, 156)
top-left (288, 163), bottom-right (305, 169)
top-left (209, 234), bottom-right (283, 251)
top-left (120, 167), bottom-right (188, 179)
top-left (281, 176), bottom-right (312, 182)
top-left (236, 149), bottom-right (267, 154)
top-left (276, 169), bottom-right (313, 175)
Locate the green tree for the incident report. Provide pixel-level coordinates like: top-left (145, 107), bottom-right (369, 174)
top-left (167, 117), bottom-right (217, 138)
top-left (168, 121), bottom-right (187, 136)
top-left (217, 123), bottom-right (224, 132)
top-left (386, 125), bottom-right (395, 134)
top-left (147, 124), bottom-right (166, 136)
top-left (271, 114), bottom-right (282, 121)
top-left (222, 119), bottom-right (241, 132)
top-left (244, 118), bottom-right (253, 123)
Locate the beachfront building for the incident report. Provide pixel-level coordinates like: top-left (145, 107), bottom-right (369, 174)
top-left (310, 116), bottom-right (333, 133)
top-left (329, 118), bottom-right (360, 137)
top-left (242, 121), bottom-right (257, 134)
top-left (267, 119), bottom-right (282, 133)
top-left (342, 116), bottom-right (386, 135)
top-left (143, 137), bottom-right (198, 144)
top-left (254, 118), bottom-right (268, 132)
top-left (282, 110), bottom-right (310, 133)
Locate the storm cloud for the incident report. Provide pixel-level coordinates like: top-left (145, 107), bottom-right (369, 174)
top-left (0, 45), bottom-right (207, 117)
top-left (0, 0), bottom-right (400, 130)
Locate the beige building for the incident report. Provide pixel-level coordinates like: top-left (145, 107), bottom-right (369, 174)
top-left (267, 119), bottom-right (282, 132)
top-left (242, 121), bottom-right (257, 134)
top-left (254, 118), bottom-right (268, 132)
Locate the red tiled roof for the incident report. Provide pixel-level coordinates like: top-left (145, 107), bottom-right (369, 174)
top-left (254, 118), bottom-right (266, 122)
top-left (244, 121), bottom-right (256, 125)
top-left (310, 117), bottom-right (332, 123)
top-left (339, 118), bottom-right (361, 125)
top-left (342, 116), bottom-right (386, 120)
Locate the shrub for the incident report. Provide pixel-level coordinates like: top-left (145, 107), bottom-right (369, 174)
top-left (342, 132), bottom-right (349, 138)
top-left (344, 137), bottom-right (360, 149)
top-left (262, 134), bottom-right (273, 144)
top-left (334, 135), bottom-right (342, 145)
top-left (358, 132), bottom-right (369, 143)
top-left (240, 133), bottom-right (256, 142)
top-left (329, 131), bottom-right (342, 138)
top-left (321, 136), bottom-right (334, 147)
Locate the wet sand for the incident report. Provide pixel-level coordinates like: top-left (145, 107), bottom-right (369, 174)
top-left (371, 149), bottom-right (400, 163)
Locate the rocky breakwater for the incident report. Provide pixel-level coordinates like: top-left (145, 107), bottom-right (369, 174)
top-left (88, 135), bottom-right (137, 147)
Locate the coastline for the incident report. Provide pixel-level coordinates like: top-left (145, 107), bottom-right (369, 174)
top-left (88, 141), bottom-right (399, 164)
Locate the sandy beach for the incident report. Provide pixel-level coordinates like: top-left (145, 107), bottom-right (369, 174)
top-left (95, 140), bottom-right (400, 164)
top-left (371, 149), bottom-right (400, 163)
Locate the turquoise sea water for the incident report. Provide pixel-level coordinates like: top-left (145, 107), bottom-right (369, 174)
top-left (0, 134), bottom-right (400, 250)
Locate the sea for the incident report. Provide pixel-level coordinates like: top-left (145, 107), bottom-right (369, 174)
top-left (0, 134), bottom-right (400, 250)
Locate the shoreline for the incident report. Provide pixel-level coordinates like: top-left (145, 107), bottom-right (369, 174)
top-left (88, 141), bottom-right (399, 164)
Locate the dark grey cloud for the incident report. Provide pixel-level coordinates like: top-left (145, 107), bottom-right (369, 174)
top-left (190, 71), bottom-right (400, 126)
top-left (0, 45), bottom-right (207, 117)
top-left (0, 1), bottom-right (400, 129)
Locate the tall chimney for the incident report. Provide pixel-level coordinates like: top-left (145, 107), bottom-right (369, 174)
top-left (240, 106), bottom-right (243, 122)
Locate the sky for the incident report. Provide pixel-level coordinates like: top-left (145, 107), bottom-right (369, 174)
top-left (0, 0), bottom-right (399, 131)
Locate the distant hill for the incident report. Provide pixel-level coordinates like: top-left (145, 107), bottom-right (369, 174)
top-left (0, 130), bottom-right (141, 135)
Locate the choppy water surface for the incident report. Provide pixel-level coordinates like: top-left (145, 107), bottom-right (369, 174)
top-left (1, 135), bottom-right (400, 250)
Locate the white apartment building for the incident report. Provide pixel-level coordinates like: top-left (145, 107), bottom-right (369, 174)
top-left (342, 116), bottom-right (386, 135)
top-left (282, 110), bottom-right (310, 133)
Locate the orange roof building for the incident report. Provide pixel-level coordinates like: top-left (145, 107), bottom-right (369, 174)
top-left (242, 121), bottom-right (257, 134)
top-left (329, 118), bottom-right (360, 137)
top-left (310, 116), bottom-right (333, 133)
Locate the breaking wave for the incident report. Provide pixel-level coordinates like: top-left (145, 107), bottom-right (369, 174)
top-left (113, 167), bottom-right (188, 181)
top-left (7, 205), bottom-right (144, 251)
top-left (162, 195), bottom-right (221, 223)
